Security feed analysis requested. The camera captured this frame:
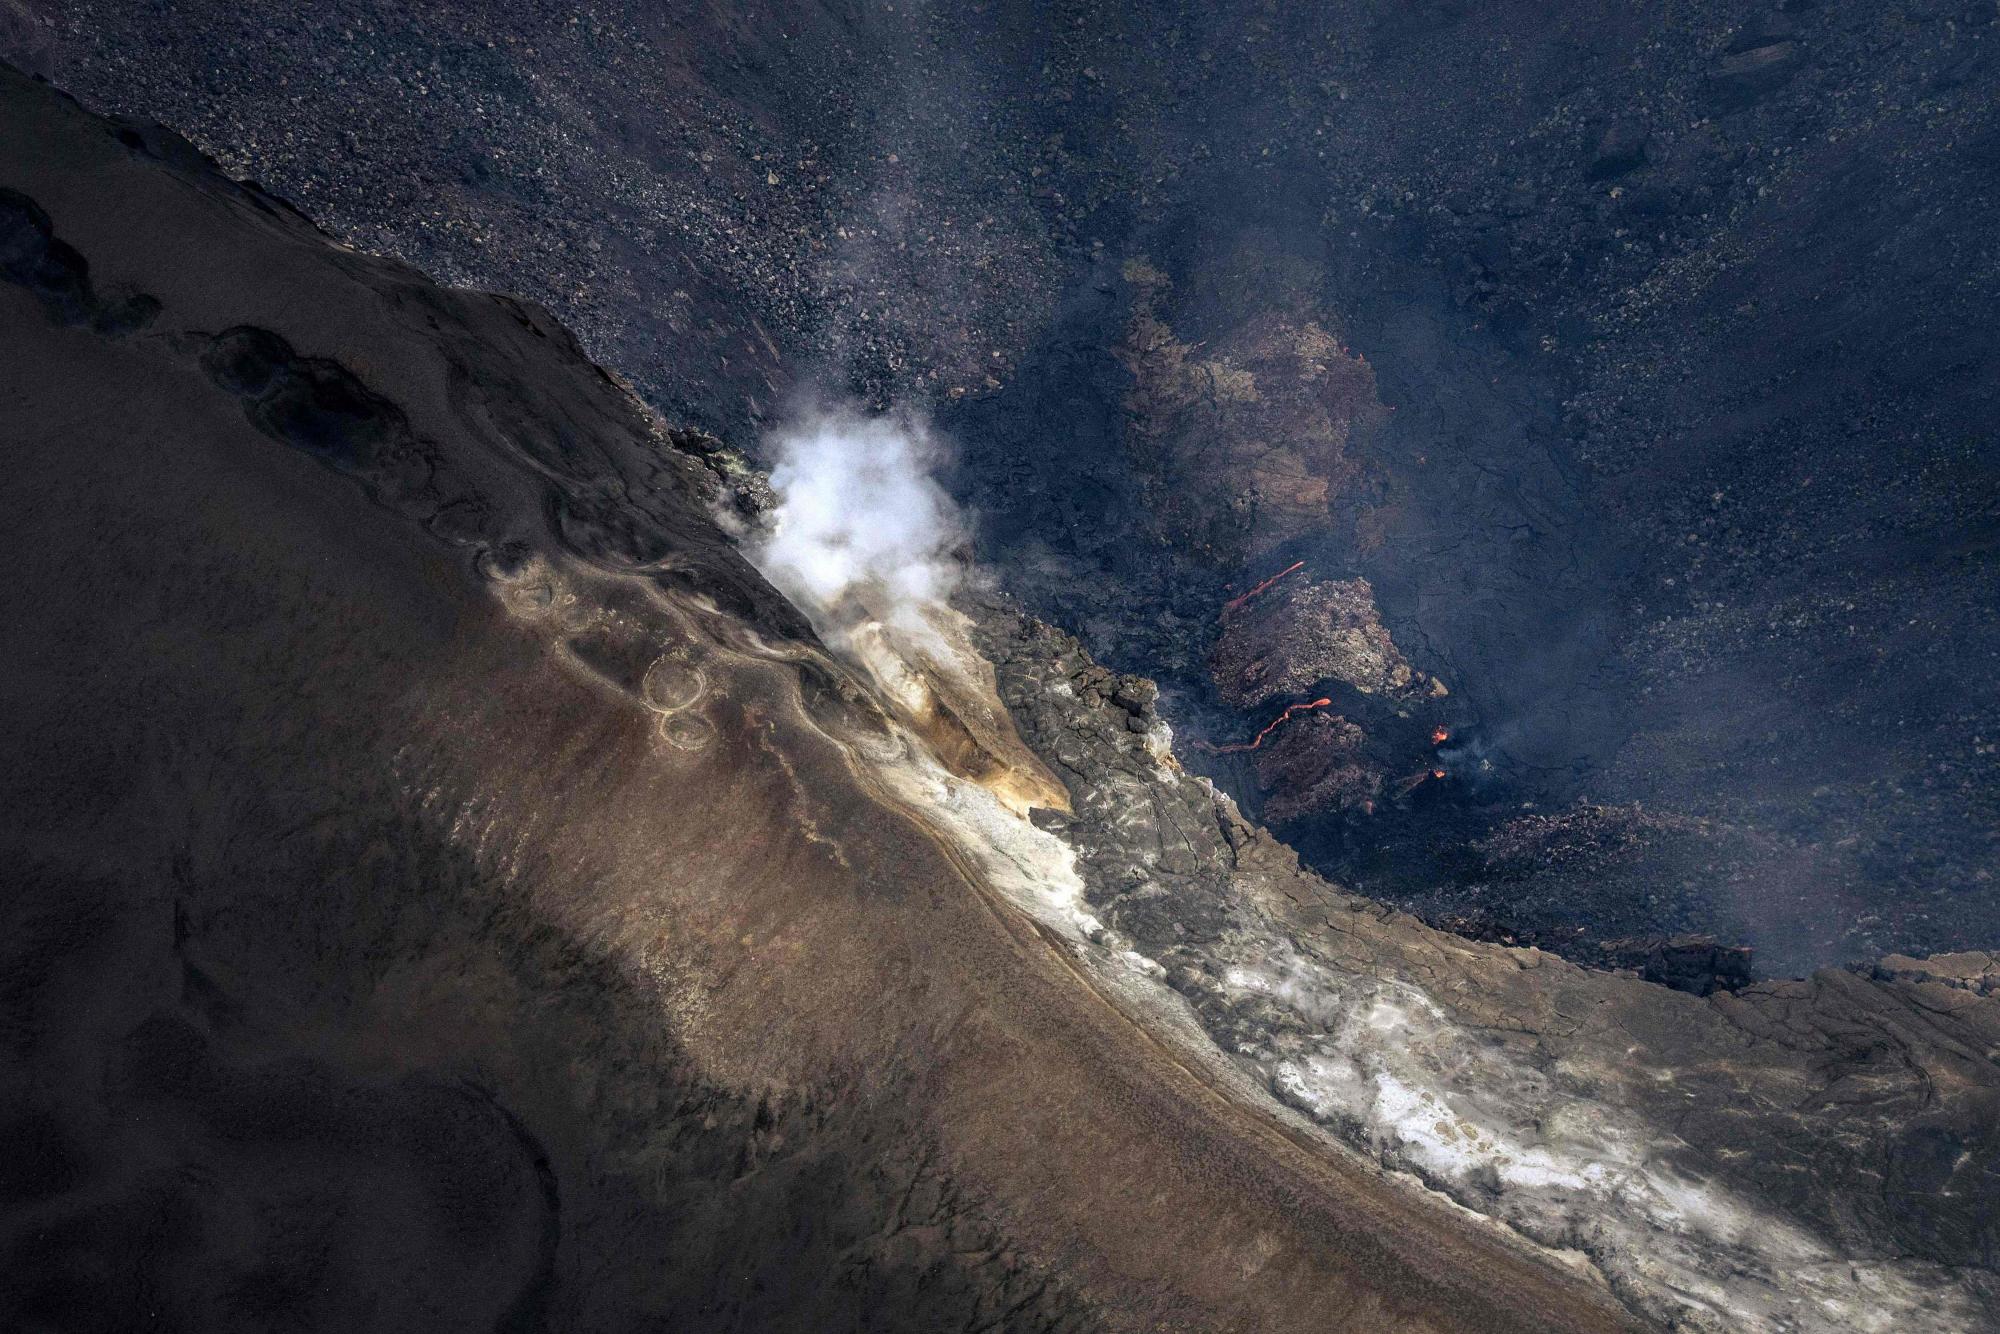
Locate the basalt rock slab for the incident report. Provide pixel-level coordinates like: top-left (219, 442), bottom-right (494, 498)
top-left (1595, 936), bottom-right (1756, 997)
top-left (1252, 710), bottom-right (1382, 825)
top-left (1209, 573), bottom-right (1433, 709)
top-left (1115, 258), bottom-right (1386, 566)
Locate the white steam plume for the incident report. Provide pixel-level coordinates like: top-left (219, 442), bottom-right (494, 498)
top-left (748, 408), bottom-right (962, 640)
top-left (741, 406), bottom-right (1071, 819)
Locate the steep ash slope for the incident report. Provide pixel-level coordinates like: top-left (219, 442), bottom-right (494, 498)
top-left (0, 66), bottom-right (1644, 1334)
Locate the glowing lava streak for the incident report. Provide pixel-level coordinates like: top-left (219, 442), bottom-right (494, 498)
top-left (1201, 697), bottom-right (1334, 754)
top-left (1222, 560), bottom-right (1304, 616)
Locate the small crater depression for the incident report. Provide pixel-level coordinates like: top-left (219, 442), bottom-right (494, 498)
top-left (641, 656), bottom-right (707, 713)
top-left (654, 709), bottom-right (715, 753)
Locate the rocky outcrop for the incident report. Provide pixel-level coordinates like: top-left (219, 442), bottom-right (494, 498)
top-left (1594, 936), bottom-right (1754, 997)
top-left (1202, 572), bottom-right (1448, 824)
top-left (1252, 710), bottom-right (1381, 824)
top-left (972, 589), bottom-right (2000, 1332)
top-left (1115, 258), bottom-right (1385, 566)
top-left (1209, 572), bottom-right (1433, 708)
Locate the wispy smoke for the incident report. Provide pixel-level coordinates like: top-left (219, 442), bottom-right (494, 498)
top-left (749, 407), bottom-right (963, 640)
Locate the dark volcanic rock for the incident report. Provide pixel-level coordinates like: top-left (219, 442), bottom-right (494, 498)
top-left (1209, 573), bottom-right (1428, 708)
top-left (1114, 261), bottom-right (1386, 565)
top-left (0, 184), bottom-right (158, 331)
top-left (969, 587), bottom-right (2000, 1330)
top-left (1584, 120), bottom-right (1650, 181)
top-left (1252, 709), bottom-right (1381, 824)
top-left (1711, 41), bottom-right (1804, 103)
top-left (1596, 935), bottom-right (1756, 997)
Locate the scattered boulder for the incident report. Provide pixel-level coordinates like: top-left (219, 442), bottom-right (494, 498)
top-left (1598, 935), bottom-right (1755, 996)
top-left (1727, 11), bottom-right (1799, 51)
top-left (1713, 41), bottom-right (1803, 103)
top-left (1585, 120), bottom-right (1649, 180)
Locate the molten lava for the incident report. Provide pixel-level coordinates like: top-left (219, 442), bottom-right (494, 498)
top-left (1221, 560), bottom-right (1304, 616)
top-left (1431, 726), bottom-right (1451, 745)
top-left (1393, 765), bottom-right (1451, 797)
top-left (1199, 697), bottom-right (1334, 754)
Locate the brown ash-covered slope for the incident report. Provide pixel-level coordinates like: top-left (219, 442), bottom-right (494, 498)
top-left (21, 0), bottom-right (1997, 979)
